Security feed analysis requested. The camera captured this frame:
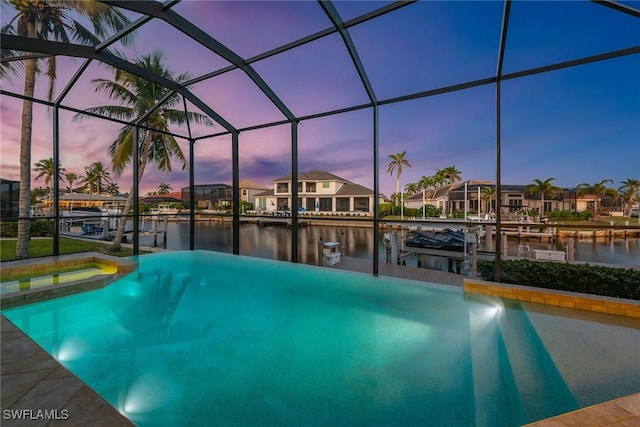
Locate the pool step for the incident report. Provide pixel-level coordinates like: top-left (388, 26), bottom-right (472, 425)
top-left (499, 302), bottom-right (578, 422)
top-left (469, 300), bottom-right (524, 426)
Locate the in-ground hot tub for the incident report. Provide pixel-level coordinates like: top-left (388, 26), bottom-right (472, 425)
top-left (0, 252), bottom-right (137, 309)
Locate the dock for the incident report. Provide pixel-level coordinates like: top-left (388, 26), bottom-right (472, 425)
top-left (325, 256), bottom-right (464, 287)
top-left (254, 218), bottom-right (311, 228)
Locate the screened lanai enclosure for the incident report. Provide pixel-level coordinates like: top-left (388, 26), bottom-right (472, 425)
top-left (1, 0), bottom-right (639, 276)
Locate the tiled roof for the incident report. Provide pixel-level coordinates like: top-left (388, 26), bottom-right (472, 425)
top-left (335, 182), bottom-right (373, 196)
top-left (239, 180), bottom-right (268, 190)
top-left (140, 195), bottom-right (182, 204)
top-left (273, 170), bottom-right (347, 182)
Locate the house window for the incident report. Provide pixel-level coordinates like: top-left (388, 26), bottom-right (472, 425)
top-left (319, 197), bottom-right (332, 211)
top-left (259, 198), bottom-right (266, 209)
top-left (306, 198), bottom-right (316, 211)
top-left (354, 197), bottom-right (369, 211)
top-left (336, 198), bottom-right (349, 212)
top-left (322, 181), bottom-right (330, 189)
top-left (306, 182), bottom-right (316, 192)
top-left (508, 198), bottom-right (522, 208)
top-left (297, 182), bottom-right (303, 192)
top-left (277, 198), bottom-right (289, 210)
top-left (242, 189), bottom-right (247, 196)
top-left (276, 183), bottom-right (288, 193)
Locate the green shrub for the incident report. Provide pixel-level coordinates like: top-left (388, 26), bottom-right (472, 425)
top-left (547, 210), bottom-right (592, 221)
top-left (31, 219), bottom-right (54, 237)
top-left (416, 204), bottom-right (440, 218)
top-left (1, 221), bottom-right (18, 238)
top-left (379, 203), bottom-right (394, 218)
top-left (477, 259), bottom-right (640, 300)
top-left (1, 219), bottom-right (54, 238)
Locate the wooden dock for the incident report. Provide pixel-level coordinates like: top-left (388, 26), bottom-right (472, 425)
top-left (255, 218), bottom-right (311, 228)
top-left (325, 256), bottom-right (464, 287)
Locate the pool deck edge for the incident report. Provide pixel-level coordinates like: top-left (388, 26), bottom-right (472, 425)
top-left (524, 392), bottom-right (640, 426)
top-left (0, 314), bottom-right (134, 426)
top-left (464, 278), bottom-right (640, 319)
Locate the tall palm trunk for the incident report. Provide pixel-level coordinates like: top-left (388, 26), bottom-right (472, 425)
top-left (540, 195), bottom-right (545, 219)
top-left (110, 132), bottom-right (153, 252)
top-left (395, 176), bottom-right (400, 207)
top-left (16, 23), bottom-right (37, 259)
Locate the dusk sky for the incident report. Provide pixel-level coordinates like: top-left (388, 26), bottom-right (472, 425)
top-left (1, 0), bottom-right (638, 197)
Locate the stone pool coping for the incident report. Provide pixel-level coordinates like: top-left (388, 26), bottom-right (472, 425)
top-left (464, 278), bottom-right (640, 319)
top-left (1, 314), bottom-right (134, 426)
top-left (1, 252), bottom-right (137, 310)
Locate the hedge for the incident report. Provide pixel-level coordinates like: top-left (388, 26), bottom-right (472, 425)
top-left (477, 259), bottom-right (640, 300)
top-left (1, 219), bottom-right (54, 238)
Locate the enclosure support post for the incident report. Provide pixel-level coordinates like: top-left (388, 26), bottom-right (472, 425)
top-left (189, 139), bottom-right (195, 251)
top-left (291, 121), bottom-right (299, 263)
top-left (133, 126), bottom-right (140, 255)
top-left (52, 106), bottom-right (60, 255)
top-left (373, 105), bottom-right (380, 276)
top-left (232, 132), bottom-right (240, 255)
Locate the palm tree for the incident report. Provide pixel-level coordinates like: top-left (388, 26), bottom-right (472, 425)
top-left (157, 183), bottom-right (173, 195)
top-left (481, 186), bottom-right (496, 214)
top-left (405, 182), bottom-right (419, 196)
top-left (525, 177), bottom-right (561, 218)
top-left (439, 165), bottom-right (462, 185)
top-left (84, 161), bottom-right (111, 197)
top-left (387, 151), bottom-right (412, 206)
top-left (65, 172), bottom-right (78, 193)
top-left (619, 178), bottom-right (640, 217)
top-left (2, 0), bottom-right (131, 259)
top-left (576, 179), bottom-right (618, 220)
top-left (77, 52), bottom-right (214, 252)
top-left (33, 157), bottom-right (65, 202)
top-left (105, 182), bottom-right (120, 196)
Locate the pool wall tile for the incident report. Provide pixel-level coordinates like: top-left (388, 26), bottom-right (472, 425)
top-left (464, 278), bottom-right (640, 318)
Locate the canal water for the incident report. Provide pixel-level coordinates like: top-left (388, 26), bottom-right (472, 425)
top-left (139, 222), bottom-right (640, 270)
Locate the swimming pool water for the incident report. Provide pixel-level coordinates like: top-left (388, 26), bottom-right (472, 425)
top-left (4, 250), bottom-right (640, 426)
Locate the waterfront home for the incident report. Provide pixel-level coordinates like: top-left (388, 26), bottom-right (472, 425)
top-left (54, 193), bottom-right (127, 211)
top-left (179, 181), bottom-right (268, 211)
top-left (238, 180), bottom-right (269, 204)
top-left (253, 170), bottom-right (384, 215)
top-left (403, 180), bottom-right (492, 214)
top-left (180, 184), bottom-right (232, 210)
top-left (140, 192), bottom-right (182, 207)
top-left (403, 182), bottom-right (624, 217)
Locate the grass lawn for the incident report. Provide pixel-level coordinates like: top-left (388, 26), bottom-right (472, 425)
top-left (0, 237), bottom-right (139, 261)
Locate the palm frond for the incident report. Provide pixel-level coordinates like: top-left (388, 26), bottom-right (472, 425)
top-left (75, 105), bottom-right (136, 122)
top-left (65, 1), bottom-right (133, 44)
top-left (109, 126), bottom-right (135, 176)
top-left (69, 19), bottom-right (101, 46)
top-left (91, 78), bottom-right (137, 105)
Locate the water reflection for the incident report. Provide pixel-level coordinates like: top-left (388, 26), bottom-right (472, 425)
top-left (140, 222), bottom-right (640, 269)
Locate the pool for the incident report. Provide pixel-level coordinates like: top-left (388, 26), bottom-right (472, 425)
top-left (3, 250), bottom-right (640, 426)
